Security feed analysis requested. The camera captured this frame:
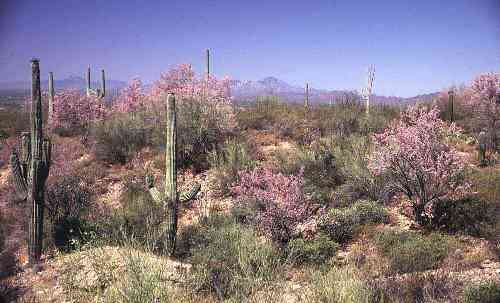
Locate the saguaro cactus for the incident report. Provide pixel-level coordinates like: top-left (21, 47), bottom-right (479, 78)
top-left (146, 93), bottom-right (200, 256)
top-left (48, 72), bottom-right (54, 126)
top-left (10, 59), bottom-right (52, 264)
top-left (305, 83), bottom-right (309, 109)
top-left (448, 89), bottom-right (454, 123)
top-left (86, 65), bottom-right (106, 98)
top-left (206, 48), bottom-right (210, 77)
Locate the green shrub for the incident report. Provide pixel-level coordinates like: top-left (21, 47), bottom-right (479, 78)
top-left (432, 196), bottom-right (496, 237)
top-left (274, 143), bottom-right (343, 204)
top-left (93, 113), bottom-right (151, 164)
top-left (368, 271), bottom-right (456, 303)
top-left (463, 281), bottom-right (500, 303)
top-left (109, 178), bottom-right (164, 246)
top-left (208, 139), bottom-right (257, 196)
top-left (286, 235), bottom-right (339, 265)
top-left (374, 229), bottom-right (452, 274)
top-left (187, 215), bottom-right (281, 301)
top-left (45, 175), bottom-right (93, 251)
top-left (307, 265), bottom-right (373, 303)
top-left (319, 200), bottom-right (388, 243)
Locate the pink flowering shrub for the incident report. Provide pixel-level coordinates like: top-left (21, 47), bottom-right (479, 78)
top-left (466, 73), bottom-right (500, 152)
top-left (231, 167), bottom-right (313, 244)
top-left (150, 64), bottom-right (236, 131)
top-left (149, 64), bottom-right (236, 168)
top-left (113, 77), bottom-right (146, 114)
top-left (368, 106), bottom-right (470, 225)
top-left (51, 89), bottom-right (106, 136)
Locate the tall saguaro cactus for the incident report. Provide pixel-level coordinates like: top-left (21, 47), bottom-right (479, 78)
top-left (448, 89), bottom-right (454, 123)
top-left (206, 48), bottom-right (210, 77)
top-left (48, 72), bottom-right (54, 126)
top-left (362, 65), bottom-right (375, 115)
top-left (10, 59), bottom-right (52, 264)
top-left (305, 83), bottom-right (309, 109)
top-left (146, 93), bottom-right (200, 256)
top-left (86, 65), bottom-right (106, 98)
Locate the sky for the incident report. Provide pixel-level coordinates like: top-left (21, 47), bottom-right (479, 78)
top-left (0, 0), bottom-right (498, 97)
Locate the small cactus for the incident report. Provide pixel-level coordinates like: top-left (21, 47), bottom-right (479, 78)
top-left (86, 65), bottom-right (105, 98)
top-left (10, 59), bottom-right (52, 264)
top-left (146, 93), bottom-right (200, 256)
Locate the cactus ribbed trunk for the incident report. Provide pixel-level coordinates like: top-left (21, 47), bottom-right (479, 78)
top-left (165, 93), bottom-right (178, 255)
top-left (48, 72), bottom-right (54, 126)
top-left (26, 59), bottom-right (51, 264)
top-left (305, 83), bottom-right (309, 109)
top-left (145, 93), bottom-right (200, 257)
top-left (448, 90), bottom-right (454, 123)
top-left (86, 66), bottom-right (91, 97)
top-left (85, 66), bottom-right (105, 98)
top-left (206, 48), bottom-right (210, 77)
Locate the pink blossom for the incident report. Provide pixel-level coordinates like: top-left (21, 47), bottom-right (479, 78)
top-left (231, 167), bottom-right (313, 243)
top-left (368, 106), bottom-right (470, 225)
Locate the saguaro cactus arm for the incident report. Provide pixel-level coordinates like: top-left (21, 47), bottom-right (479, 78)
top-left (179, 183), bottom-right (201, 203)
top-left (86, 66), bottom-right (106, 98)
top-left (10, 151), bottom-right (28, 201)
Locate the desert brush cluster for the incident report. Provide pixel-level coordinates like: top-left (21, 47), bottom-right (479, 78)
top-left (0, 59), bottom-right (499, 303)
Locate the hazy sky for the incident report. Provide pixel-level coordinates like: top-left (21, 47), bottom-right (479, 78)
top-left (0, 0), bottom-right (498, 97)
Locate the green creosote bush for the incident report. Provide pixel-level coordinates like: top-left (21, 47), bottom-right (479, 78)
top-left (319, 200), bottom-right (389, 243)
top-left (184, 214), bottom-right (281, 301)
top-left (462, 281), bottom-right (500, 303)
top-left (93, 112), bottom-right (151, 164)
top-left (306, 265), bottom-right (373, 303)
top-left (286, 234), bottom-right (339, 265)
top-left (374, 228), bottom-right (453, 274)
top-left (208, 139), bottom-right (257, 197)
top-left (107, 178), bottom-right (164, 247)
top-left (45, 175), bottom-right (93, 251)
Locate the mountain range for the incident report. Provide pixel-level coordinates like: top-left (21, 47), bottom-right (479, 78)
top-left (0, 76), bottom-right (439, 105)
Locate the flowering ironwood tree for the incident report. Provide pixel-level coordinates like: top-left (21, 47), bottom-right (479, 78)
top-left (231, 167), bottom-right (313, 244)
top-left (466, 72), bottom-right (500, 153)
top-left (113, 77), bottom-right (145, 114)
top-left (149, 64), bottom-right (236, 166)
top-left (51, 89), bottom-right (106, 135)
top-left (368, 106), bottom-right (470, 226)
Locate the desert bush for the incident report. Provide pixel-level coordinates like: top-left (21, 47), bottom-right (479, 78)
top-left (187, 215), bottom-right (281, 301)
top-left (431, 196), bottom-right (496, 237)
top-left (0, 104), bottom-right (29, 137)
top-left (286, 235), bottom-right (339, 265)
top-left (462, 281), bottom-right (500, 303)
top-left (0, 211), bottom-right (5, 254)
top-left (108, 178), bottom-right (164, 247)
top-left (273, 143), bottom-right (343, 204)
top-left (236, 96), bottom-right (283, 131)
top-left (306, 265), bottom-right (373, 303)
top-left (93, 113), bottom-right (151, 164)
top-left (231, 167), bottom-right (313, 244)
top-left (368, 106), bottom-right (470, 226)
top-left (45, 175), bottom-right (93, 250)
top-left (52, 89), bottom-right (106, 137)
top-left (374, 228), bottom-right (452, 274)
top-left (149, 64), bottom-right (236, 171)
top-left (208, 139), bottom-right (257, 196)
top-left (319, 200), bottom-right (388, 243)
top-left (368, 270), bottom-right (457, 303)
top-left (466, 73), bottom-right (500, 154)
